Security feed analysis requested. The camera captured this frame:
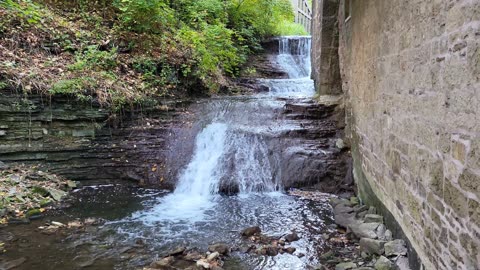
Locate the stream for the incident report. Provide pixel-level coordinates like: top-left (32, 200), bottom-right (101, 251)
top-left (0, 37), bottom-right (348, 270)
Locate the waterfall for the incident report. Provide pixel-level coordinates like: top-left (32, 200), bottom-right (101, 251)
top-left (276, 36), bottom-right (312, 78)
top-left (265, 36), bottom-right (314, 97)
top-left (130, 36), bottom-right (313, 223)
top-left (171, 36), bottom-right (313, 197)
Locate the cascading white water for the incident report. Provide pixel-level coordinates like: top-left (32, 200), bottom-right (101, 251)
top-left (128, 36), bottom-right (313, 223)
top-left (174, 123), bottom-right (228, 196)
top-left (266, 36), bottom-right (315, 97)
top-left (277, 36), bottom-right (312, 78)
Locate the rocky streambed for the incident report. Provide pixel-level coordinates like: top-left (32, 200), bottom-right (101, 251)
top-left (0, 185), bottom-right (411, 270)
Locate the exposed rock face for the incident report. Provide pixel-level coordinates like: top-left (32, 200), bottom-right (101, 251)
top-left (0, 90), bottom-right (190, 188)
top-left (312, 0), bottom-right (480, 269)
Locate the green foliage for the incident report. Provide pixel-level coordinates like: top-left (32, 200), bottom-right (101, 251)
top-left (50, 77), bottom-right (96, 101)
top-left (112, 0), bottom-right (296, 93)
top-left (113, 0), bottom-right (174, 33)
top-left (0, 0), bottom-right (43, 25)
top-left (275, 21), bottom-right (308, 36)
top-left (69, 46), bottom-right (118, 71)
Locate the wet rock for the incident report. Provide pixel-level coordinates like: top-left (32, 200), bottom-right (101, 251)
top-left (184, 251), bottom-right (203, 261)
top-left (196, 259), bottom-right (211, 269)
top-left (285, 232), bottom-right (300, 242)
top-left (297, 253), bottom-right (305, 258)
top-left (284, 247), bottom-right (296, 254)
top-left (384, 230), bottom-right (393, 241)
top-left (354, 205), bottom-right (369, 214)
top-left (354, 268), bottom-right (374, 270)
top-left (336, 138), bottom-right (346, 149)
top-left (51, 221), bottom-right (66, 227)
top-left (395, 256), bottom-right (410, 270)
top-left (310, 263), bottom-right (327, 270)
top-left (168, 246), bottom-right (186, 256)
top-left (320, 250), bottom-right (334, 260)
top-left (334, 203), bottom-right (357, 228)
top-left (208, 243), bottom-right (229, 255)
top-left (150, 256), bottom-right (175, 268)
top-left (376, 224), bottom-right (386, 240)
top-left (364, 214), bottom-right (383, 223)
top-left (374, 256), bottom-right (394, 270)
top-left (356, 211), bottom-right (367, 219)
top-left (367, 206), bottom-right (377, 215)
top-left (335, 261), bottom-right (356, 270)
top-left (359, 238), bottom-right (386, 255)
top-left (256, 245), bottom-right (278, 256)
top-left (348, 222), bottom-right (381, 239)
top-left (384, 239), bottom-right (407, 256)
top-left (241, 226), bottom-right (261, 237)
top-left (206, 252), bottom-right (219, 262)
top-left (67, 220), bottom-right (83, 228)
top-left (0, 257), bottom-right (26, 270)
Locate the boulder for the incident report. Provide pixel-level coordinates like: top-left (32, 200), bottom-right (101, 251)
top-left (359, 238), bottom-right (386, 255)
top-left (265, 246), bottom-right (279, 256)
top-left (206, 252), bottom-right (219, 262)
top-left (241, 226), bottom-right (261, 237)
top-left (150, 256), bottom-right (175, 269)
top-left (384, 239), bottom-right (407, 256)
top-left (284, 247), bottom-right (296, 254)
top-left (364, 214), bottom-right (384, 223)
top-left (208, 243), bottom-right (229, 255)
top-left (374, 256), bottom-right (394, 270)
top-left (334, 203), bottom-right (357, 228)
top-left (167, 246), bottom-right (186, 256)
top-left (367, 206), bottom-right (377, 215)
top-left (311, 263), bottom-right (328, 270)
top-left (184, 251), bottom-right (203, 261)
top-left (285, 232), bottom-right (300, 242)
top-left (335, 262), bottom-right (357, 270)
top-left (348, 223), bottom-right (381, 239)
top-left (384, 230), bottom-right (393, 241)
top-left (196, 259), bottom-right (210, 269)
top-left (376, 224), bottom-right (386, 240)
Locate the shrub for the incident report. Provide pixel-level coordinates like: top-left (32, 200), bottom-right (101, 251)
top-left (113, 0), bottom-right (174, 34)
top-left (69, 45), bottom-right (118, 71)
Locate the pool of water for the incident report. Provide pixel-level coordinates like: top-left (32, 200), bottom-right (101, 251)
top-left (0, 185), bottom-right (338, 270)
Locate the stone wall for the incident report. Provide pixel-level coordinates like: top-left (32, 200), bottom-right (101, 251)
top-left (311, 0), bottom-right (342, 96)
top-left (0, 90), bottom-right (191, 188)
top-left (312, 0), bottom-right (480, 269)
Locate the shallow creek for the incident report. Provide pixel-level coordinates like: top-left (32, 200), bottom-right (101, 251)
top-left (0, 37), bottom-right (350, 270)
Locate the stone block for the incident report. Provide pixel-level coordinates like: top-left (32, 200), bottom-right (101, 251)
top-left (364, 214), bottom-right (384, 223)
top-left (348, 222), bottom-right (381, 239)
top-left (458, 169), bottom-right (480, 199)
top-left (374, 256), bottom-right (394, 270)
top-left (360, 238), bottom-right (386, 255)
top-left (429, 159), bottom-right (444, 197)
top-left (468, 199), bottom-right (480, 225)
top-left (384, 239), bottom-right (407, 256)
top-left (443, 180), bottom-right (469, 218)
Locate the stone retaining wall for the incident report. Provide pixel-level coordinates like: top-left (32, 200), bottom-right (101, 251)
top-left (312, 0), bottom-right (480, 269)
